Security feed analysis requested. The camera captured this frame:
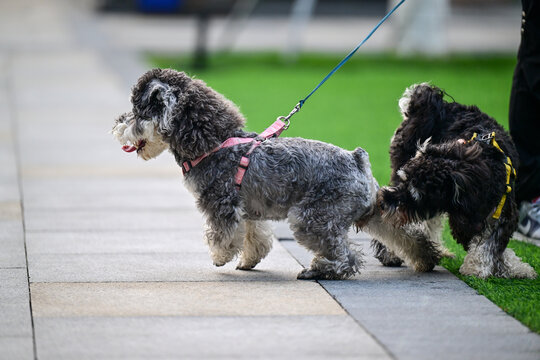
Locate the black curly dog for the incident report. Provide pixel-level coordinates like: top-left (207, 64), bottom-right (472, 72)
top-left (373, 83), bottom-right (535, 279)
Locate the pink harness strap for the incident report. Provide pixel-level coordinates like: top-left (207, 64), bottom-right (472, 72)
top-left (182, 119), bottom-right (287, 189)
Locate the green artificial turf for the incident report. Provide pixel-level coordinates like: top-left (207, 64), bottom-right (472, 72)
top-left (149, 52), bottom-right (539, 332)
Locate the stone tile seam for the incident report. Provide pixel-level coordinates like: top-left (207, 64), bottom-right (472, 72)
top-left (27, 251), bottom-right (212, 256)
top-left (318, 281), bottom-right (400, 360)
top-left (4, 54), bottom-right (38, 360)
top-left (31, 314), bottom-right (350, 320)
top-left (23, 209), bottom-right (198, 215)
top-left (29, 279), bottom-right (306, 284)
top-left (24, 228), bottom-right (203, 233)
top-left (24, 207), bottom-right (197, 212)
top-left (278, 238), bottom-right (397, 360)
top-left (24, 229), bottom-right (201, 234)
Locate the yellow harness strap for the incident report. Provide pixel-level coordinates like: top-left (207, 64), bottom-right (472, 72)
top-left (468, 132), bottom-right (516, 219)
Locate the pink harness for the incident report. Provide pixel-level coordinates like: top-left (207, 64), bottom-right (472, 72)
top-left (182, 119), bottom-right (287, 189)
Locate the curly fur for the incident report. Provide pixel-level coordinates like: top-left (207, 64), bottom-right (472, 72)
top-left (112, 68), bottom-right (389, 280)
top-left (376, 83), bottom-right (536, 279)
top-left (370, 238), bottom-right (403, 267)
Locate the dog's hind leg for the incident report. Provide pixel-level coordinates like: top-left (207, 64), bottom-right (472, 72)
top-left (204, 220), bottom-right (245, 267)
top-left (236, 220), bottom-right (275, 270)
top-left (370, 217), bottom-right (451, 267)
top-left (363, 214), bottom-right (443, 272)
top-left (426, 216), bottom-right (454, 259)
top-left (295, 230), bottom-right (362, 280)
top-left (495, 202), bottom-right (536, 278)
top-left (460, 229), bottom-right (503, 279)
top-left (370, 239), bottom-right (404, 267)
top-left (289, 207), bottom-right (363, 280)
top-left (460, 211), bottom-right (536, 279)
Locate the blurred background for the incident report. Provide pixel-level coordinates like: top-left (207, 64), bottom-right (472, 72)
top-left (3, 0), bottom-right (522, 183)
top-left (89, 0), bottom-right (521, 183)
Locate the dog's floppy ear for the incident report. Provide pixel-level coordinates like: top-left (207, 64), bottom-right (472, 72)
top-left (143, 79), bottom-right (176, 110)
top-left (136, 78), bottom-right (177, 133)
top-left (400, 83), bottom-right (446, 139)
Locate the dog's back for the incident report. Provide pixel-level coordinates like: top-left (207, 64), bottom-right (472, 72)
top-left (389, 83), bottom-right (518, 184)
top-left (240, 137), bottom-right (375, 221)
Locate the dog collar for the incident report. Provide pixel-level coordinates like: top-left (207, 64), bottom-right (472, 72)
top-left (182, 119), bottom-right (287, 190)
top-left (468, 132), bottom-right (517, 219)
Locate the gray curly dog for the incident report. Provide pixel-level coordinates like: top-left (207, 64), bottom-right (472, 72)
top-left (112, 68), bottom-right (416, 280)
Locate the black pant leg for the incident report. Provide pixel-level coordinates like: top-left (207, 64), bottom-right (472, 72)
top-left (509, 0), bottom-right (540, 203)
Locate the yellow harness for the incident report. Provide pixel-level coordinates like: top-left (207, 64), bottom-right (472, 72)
top-left (468, 132), bottom-right (516, 219)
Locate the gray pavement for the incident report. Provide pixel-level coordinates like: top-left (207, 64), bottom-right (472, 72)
top-left (0, 0), bottom-right (539, 359)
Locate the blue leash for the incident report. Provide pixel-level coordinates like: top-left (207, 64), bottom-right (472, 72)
top-left (278, 0), bottom-right (406, 127)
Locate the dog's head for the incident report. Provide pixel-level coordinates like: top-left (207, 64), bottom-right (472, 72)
top-left (113, 68), bottom-right (246, 161)
top-left (379, 139), bottom-right (484, 226)
top-left (112, 69), bottom-right (188, 160)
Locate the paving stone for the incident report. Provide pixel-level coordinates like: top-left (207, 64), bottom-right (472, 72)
top-left (0, 223), bottom-right (25, 268)
top-left (0, 179), bottom-right (19, 204)
top-left (16, 107), bottom-right (125, 126)
top-left (0, 1), bottom-right (71, 49)
top-left (0, 201), bottom-right (22, 220)
top-left (28, 241), bottom-right (303, 283)
top-left (282, 238), bottom-right (540, 360)
top-left (0, 114), bottom-right (21, 206)
top-left (8, 49), bottom-right (109, 77)
top-left (21, 162), bottom-right (178, 179)
top-left (18, 135), bottom-right (144, 168)
top-left (0, 269), bottom-right (33, 337)
top-left (24, 208), bottom-right (204, 232)
top-left (22, 177), bottom-right (194, 211)
top-left (322, 278), bottom-right (540, 360)
top-left (0, 185), bottom-right (25, 269)
top-left (26, 229), bottom-right (206, 255)
top-left (0, 337), bottom-right (34, 360)
top-left (10, 69), bottom-right (124, 109)
top-left (32, 281), bottom-right (344, 317)
top-left (34, 315), bottom-right (389, 360)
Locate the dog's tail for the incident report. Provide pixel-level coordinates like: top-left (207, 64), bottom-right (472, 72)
top-left (352, 147), bottom-right (379, 202)
top-left (352, 147), bottom-right (370, 172)
top-left (398, 82), bottom-right (447, 136)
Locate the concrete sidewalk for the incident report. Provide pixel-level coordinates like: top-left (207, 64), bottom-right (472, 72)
top-left (0, 0), bottom-right (539, 359)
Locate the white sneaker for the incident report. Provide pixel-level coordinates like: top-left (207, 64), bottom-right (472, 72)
top-left (515, 198), bottom-right (540, 243)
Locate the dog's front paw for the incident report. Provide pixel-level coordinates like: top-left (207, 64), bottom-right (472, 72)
top-left (210, 252), bottom-right (235, 267)
top-left (297, 268), bottom-right (322, 280)
top-left (236, 262), bottom-right (256, 271)
top-left (297, 268), bottom-right (344, 280)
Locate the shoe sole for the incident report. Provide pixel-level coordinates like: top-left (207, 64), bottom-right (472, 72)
top-left (512, 231), bottom-right (540, 247)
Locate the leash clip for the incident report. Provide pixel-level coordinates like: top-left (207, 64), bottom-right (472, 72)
top-left (277, 103), bottom-right (301, 130)
top-left (477, 132), bottom-right (494, 144)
